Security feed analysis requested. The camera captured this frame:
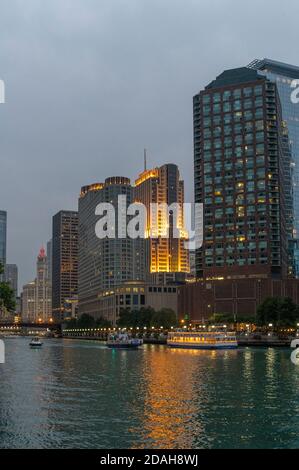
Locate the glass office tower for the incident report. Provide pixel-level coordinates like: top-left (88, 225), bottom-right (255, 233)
top-left (248, 59), bottom-right (299, 275)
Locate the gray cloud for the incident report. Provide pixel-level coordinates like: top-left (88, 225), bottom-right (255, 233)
top-left (0, 0), bottom-right (298, 288)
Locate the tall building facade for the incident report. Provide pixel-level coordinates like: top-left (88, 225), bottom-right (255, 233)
top-left (194, 67), bottom-right (289, 280)
top-left (36, 247), bottom-right (52, 322)
top-left (52, 211), bottom-right (78, 322)
top-left (21, 281), bottom-right (36, 322)
top-left (78, 178), bottom-right (133, 318)
top-left (0, 210), bottom-right (7, 271)
top-left (4, 264), bottom-right (18, 299)
top-left (21, 248), bottom-right (51, 323)
top-left (134, 164), bottom-right (189, 282)
top-left (47, 239), bottom-right (52, 282)
top-left (248, 59), bottom-right (299, 275)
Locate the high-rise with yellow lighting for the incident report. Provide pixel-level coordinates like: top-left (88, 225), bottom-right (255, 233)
top-left (134, 163), bottom-right (189, 282)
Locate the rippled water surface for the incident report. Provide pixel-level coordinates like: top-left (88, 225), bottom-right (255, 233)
top-left (0, 338), bottom-right (298, 449)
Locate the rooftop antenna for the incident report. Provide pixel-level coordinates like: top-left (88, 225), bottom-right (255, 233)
top-left (144, 148), bottom-right (147, 172)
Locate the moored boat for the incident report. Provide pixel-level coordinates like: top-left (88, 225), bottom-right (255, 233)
top-left (167, 330), bottom-right (238, 350)
top-left (107, 331), bottom-right (143, 349)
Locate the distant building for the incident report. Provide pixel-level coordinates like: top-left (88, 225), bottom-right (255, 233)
top-left (47, 239), bottom-right (52, 282)
top-left (52, 211), bottom-right (78, 322)
top-left (21, 281), bottom-right (36, 322)
top-left (4, 264), bottom-right (18, 299)
top-left (0, 210), bottom-right (7, 279)
top-left (21, 248), bottom-right (52, 323)
top-left (36, 247), bottom-right (52, 322)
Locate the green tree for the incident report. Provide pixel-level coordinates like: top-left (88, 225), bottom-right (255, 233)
top-left (136, 307), bottom-right (155, 328)
top-left (150, 308), bottom-right (178, 329)
top-left (77, 313), bottom-right (96, 328)
top-left (0, 262), bottom-right (15, 312)
top-left (95, 317), bottom-right (112, 328)
top-left (117, 308), bottom-right (135, 327)
top-left (257, 297), bottom-right (299, 326)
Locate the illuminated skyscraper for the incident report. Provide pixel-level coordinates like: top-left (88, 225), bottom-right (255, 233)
top-left (134, 163), bottom-right (189, 282)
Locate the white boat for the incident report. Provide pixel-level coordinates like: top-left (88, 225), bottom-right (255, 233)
top-left (167, 330), bottom-right (238, 350)
top-left (107, 331), bottom-right (143, 349)
top-left (29, 337), bottom-right (43, 348)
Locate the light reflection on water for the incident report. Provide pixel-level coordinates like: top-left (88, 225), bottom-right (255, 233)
top-left (0, 338), bottom-right (298, 449)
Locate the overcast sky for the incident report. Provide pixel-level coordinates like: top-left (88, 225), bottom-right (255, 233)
top-left (0, 0), bottom-right (298, 289)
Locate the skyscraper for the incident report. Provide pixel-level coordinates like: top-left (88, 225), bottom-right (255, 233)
top-left (36, 247), bottom-right (52, 322)
top-left (4, 264), bottom-right (18, 299)
top-left (47, 239), bottom-right (52, 282)
top-left (194, 67), bottom-right (289, 280)
top-left (248, 59), bottom-right (299, 275)
top-left (78, 177), bottom-right (133, 318)
top-left (0, 210), bottom-right (7, 269)
top-left (134, 163), bottom-right (189, 282)
top-left (52, 211), bottom-right (78, 322)
top-left (21, 281), bottom-right (36, 322)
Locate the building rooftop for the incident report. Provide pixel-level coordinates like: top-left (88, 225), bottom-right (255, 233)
top-left (205, 67), bottom-right (263, 90)
top-left (248, 58), bottom-right (299, 79)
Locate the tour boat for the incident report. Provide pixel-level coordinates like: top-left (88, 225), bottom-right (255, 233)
top-left (167, 330), bottom-right (238, 350)
top-left (29, 337), bottom-right (43, 348)
top-left (106, 332), bottom-right (143, 349)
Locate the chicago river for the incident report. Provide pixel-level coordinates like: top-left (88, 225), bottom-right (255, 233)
top-left (0, 338), bottom-right (298, 449)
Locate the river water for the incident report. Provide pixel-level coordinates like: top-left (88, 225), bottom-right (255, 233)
top-left (0, 337), bottom-right (298, 449)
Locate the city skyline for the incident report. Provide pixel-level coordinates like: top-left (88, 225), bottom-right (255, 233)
top-left (0, 1), bottom-right (299, 288)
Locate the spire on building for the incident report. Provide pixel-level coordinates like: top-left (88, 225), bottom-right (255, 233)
top-left (38, 246), bottom-right (46, 259)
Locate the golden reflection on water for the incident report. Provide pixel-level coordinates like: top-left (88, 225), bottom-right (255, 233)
top-left (132, 347), bottom-right (218, 449)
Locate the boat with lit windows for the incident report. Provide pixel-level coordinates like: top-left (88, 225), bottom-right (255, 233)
top-left (106, 331), bottom-right (143, 349)
top-left (29, 337), bottom-right (43, 348)
top-left (167, 330), bottom-right (238, 350)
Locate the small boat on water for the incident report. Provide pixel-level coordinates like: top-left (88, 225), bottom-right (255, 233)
top-left (167, 330), bottom-right (238, 350)
top-left (29, 337), bottom-right (43, 348)
top-left (107, 331), bottom-right (143, 349)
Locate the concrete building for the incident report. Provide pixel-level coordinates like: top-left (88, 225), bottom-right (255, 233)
top-left (21, 281), bottom-right (36, 322)
top-left (194, 67), bottom-right (290, 280)
top-left (52, 211), bottom-right (78, 322)
top-left (21, 248), bottom-right (52, 323)
top-left (96, 281), bottom-right (178, 326)
top-left (36, 247), bottom-right (52, 322)
top-left (78, 178), bottom-right (134, 317)
top-left (178, 278), bottom-right (299, 324)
